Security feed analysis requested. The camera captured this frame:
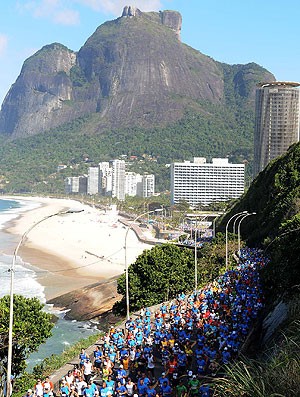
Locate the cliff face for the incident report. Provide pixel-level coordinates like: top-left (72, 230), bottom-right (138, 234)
top-left (0, 44), bottom-right (77, 136)
top-left (0, 7), bottom-right (274, 138)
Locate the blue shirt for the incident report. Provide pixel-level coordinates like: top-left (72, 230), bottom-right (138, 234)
top-left (94, 350), bottom-right (102, 363)
top-left (137, 384), bottom-right (147, 396)
top-left (199, 385), bottom-right (210, 397)
top-left (83, 387), bottom-right (94, 397)
top-left (161, 384), bottom-right (172, 397)
top-left (106, 380), bottom-right (115, 394)
top-left (116, 385), bottom-right (127, 396)
top-left (60, 386), bottom-right (69, 397)
top-left (146, 388), bottom-right (156, 397)
top-left (100, 387), bottom-right (110, 397)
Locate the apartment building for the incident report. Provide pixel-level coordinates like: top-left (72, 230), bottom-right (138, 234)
top-left (171, 157), bottom-right (245, 207)
top-left (253, 81), bottom-right (300, 176)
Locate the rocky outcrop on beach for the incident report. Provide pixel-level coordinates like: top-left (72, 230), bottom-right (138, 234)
top-left (47, 276), bottom-right (121, 321)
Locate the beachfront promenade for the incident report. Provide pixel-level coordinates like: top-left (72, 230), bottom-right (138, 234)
top-left (30, 247), bottom-right (267, 397)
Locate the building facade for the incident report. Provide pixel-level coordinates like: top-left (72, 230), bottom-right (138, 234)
top-left (141, 174), bottom-right (155, 198)
top-left (125, 172), bottom-right (142, 197)
top-left (65, 160), bottom-right (155, 199)
top-left (99, 162), bottom-right (112, 196)
top-left (111, 159), bottom-right (126, 201)
top-left (171, 157), bottom-right (245, 207)
top-left (87, 167), bottom-right (100, 195)
top-left (254, 81), bottom-right (300, 176)
top-left (65, 176), bottom-right (87, 194)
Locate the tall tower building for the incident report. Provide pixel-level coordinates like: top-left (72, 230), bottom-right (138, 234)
top-left (87, 167), bottom-right (100, 195)
top-left (142, 174), bottom-right (155, 198)
top-left (111, 159), bottom-right (126, 201)
top-left (253, 82), bottom-right (300, 176)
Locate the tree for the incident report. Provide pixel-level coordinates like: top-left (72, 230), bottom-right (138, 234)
top-left (0, 295), bottom-right (53, 386)
top-left (114, 244), bottom-right (195, 314)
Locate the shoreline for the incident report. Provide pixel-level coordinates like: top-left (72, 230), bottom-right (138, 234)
top-left (1, 196), bottom-right (152, 303)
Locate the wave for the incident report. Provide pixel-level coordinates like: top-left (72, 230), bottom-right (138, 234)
top-left (0, 198), bottom-right (45, 302)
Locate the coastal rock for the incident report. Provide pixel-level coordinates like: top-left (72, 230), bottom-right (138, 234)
top-left (48, 277), bottom-right (121, 321)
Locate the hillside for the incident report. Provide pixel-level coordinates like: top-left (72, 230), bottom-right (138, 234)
top-left (0, 7), bottom-right (274, 193)
top-left (219, 141), bottom-right (300, 299)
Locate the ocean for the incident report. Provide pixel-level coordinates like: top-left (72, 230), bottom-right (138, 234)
top-left (0, 198), bottom-right (97, 372)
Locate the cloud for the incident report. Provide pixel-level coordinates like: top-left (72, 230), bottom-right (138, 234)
top-left (17, 0), bottom-right (80, 26)
top-left (0, 34), bottom-right (8, 57)
top-left (75, 0), bottom-right (163, 15)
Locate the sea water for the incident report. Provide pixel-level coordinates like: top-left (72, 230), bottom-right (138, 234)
top-left (0, 198), bottom-right (97, 372)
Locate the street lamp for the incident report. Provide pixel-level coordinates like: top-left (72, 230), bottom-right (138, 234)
top-left (225, 211), bottom-right (247, 270)
top-left (233, 213), bottom-right (248, 235)
top-left (194, 220), bottom-right (198, 291)
top-left (237, 212), bottom-right (256, 256)
top-left (124, 208), bottom-right (163, 320)
top-left (185, 214), bottom-right (208, 291)
top-left (6, 208), bottom-right (83, 397)
top-left (212, 211), bottom-right (224, 239)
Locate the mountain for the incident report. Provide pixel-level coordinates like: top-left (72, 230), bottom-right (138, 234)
top-left (0, 7), bottom-right (273, 138)
top-left (0, 7), bottom-right (275, 193)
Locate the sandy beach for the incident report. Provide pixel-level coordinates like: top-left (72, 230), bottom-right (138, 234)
top-left (2, 196), bottom-right (153, 301)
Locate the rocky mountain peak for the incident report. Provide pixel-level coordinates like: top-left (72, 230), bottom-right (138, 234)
top-left (121, 6), bottom-right (182, 40)
top-left (121, 5), bottom-right (141, 17)
top-left (160, 10), bottom-right (182, 40)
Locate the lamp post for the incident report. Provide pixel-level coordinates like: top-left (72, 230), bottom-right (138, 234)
top-left (186, 214), bottom-right (208, 291)
top-left (233, 213), bottom-right (248, 235)
top-left (212, 211), bottom-right (224, 239)
top-left (212, 216), bottom-right (218, 239)
top-left (124, 208), bottom-right (163, 320)
top-left (237, 212), bottom-right (256, 256)
top-left (225, 211), bottom-right (247, 270)
top-left (194, 221), bottom-right (198, 291)
top-left (6, 208), bottom-right (83, 397)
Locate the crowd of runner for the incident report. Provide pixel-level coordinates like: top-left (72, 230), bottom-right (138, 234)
top-left (26, 248), bottom-right (268, 397)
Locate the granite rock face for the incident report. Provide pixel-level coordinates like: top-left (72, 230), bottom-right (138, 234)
top-left (0, 43), bottom-right (77, 136)
top-left (160, 10), bottom-right (182, 40)
top-left (0, 9), bottom-right (274, 138)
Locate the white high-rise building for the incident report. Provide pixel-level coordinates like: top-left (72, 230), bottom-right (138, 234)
top-left (142, 174), bottom-right (155, 198)
top-left (87, 167), bottom-right (100, 195)
top-left (171, 157), bottom-right (245, 207)
top-left (254, 82), bottom-right (300, 176)
top-left (111, 159), bottom-right (126, 201)
top-left (125, 172), bottom-right (143, 196)
top-left (99, 162), bottom-right (111, 195)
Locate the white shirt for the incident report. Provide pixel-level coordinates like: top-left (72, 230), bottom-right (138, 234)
top-left (83, 361), bottom-right (93, 375)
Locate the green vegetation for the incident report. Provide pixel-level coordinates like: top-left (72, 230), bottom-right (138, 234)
top-left (0, 295), bottom-right (53, 394)
top-left (114, 244), bottom-right (195, 313)
top-left (113, 236), bottom-right (231, 314)
top-left (0, 101), bottom-right (255, 194)
top-left (215, 141), bottom-right (300, 396)
top-left (213, 317), bottom-right (300, 397)
top-left (219, 142), bottom-right (300, 301)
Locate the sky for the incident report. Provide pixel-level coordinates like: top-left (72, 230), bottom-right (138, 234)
top-left (0, 0), bottom-right (299, 105)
